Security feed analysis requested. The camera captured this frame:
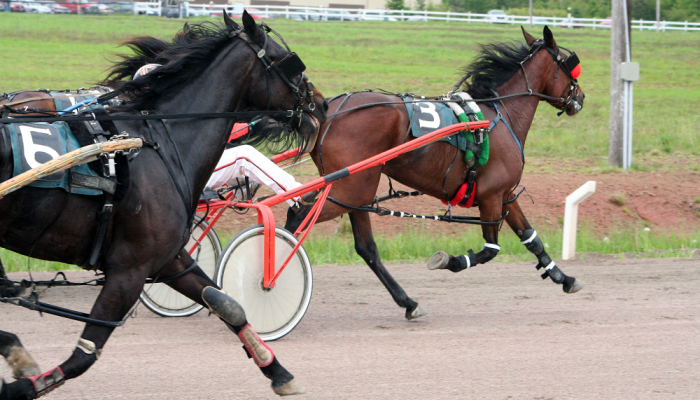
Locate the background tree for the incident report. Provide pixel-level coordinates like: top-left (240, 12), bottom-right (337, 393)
top-left (386, 0), bottom-right (406, 10)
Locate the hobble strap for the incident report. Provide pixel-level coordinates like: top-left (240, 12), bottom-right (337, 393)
top-left (76, 338), bottom-right (102, 360)
top-left (28, 367), bottom-right (64, 398)
top-left (237, 324), bottom-right (274, 368)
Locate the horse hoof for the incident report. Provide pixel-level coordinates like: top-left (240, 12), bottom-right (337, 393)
top-left (7, 346), bottom-right (41, 379)
top-left (406, 304), bottom-right (428, 320)
top-left (427, 251), bottom-right (449, 270)
top-left (273, 378), bottom-right (306, 396)
top-left (563, 279), bottom-right (584, 294)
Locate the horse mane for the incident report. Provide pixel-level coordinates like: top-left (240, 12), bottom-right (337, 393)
top-left (101, 21), bottom-right (306, 153)
top-left (101, 21), bottom-right (237, 111)
top-left (461, 41), bottom-right (530, 100)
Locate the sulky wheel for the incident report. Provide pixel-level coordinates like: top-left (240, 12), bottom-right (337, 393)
top-left (216, 224), bottom-right (313, 341)
top-left (140, 216), bottom-right (221, 317)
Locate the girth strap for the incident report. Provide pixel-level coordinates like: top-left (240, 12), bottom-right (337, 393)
top-left (71, 173), bottom-right (117, 194)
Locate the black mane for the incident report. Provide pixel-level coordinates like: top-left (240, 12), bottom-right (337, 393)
top-left (102, 21), bottom-right (237, 111)
top-left (461, 41), bottom-right (530, 100)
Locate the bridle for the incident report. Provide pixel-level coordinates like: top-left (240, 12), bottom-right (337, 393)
top-left (517, 38), bottom-right (582, 116)
top-left (236, 22), bottom-right (315, 127)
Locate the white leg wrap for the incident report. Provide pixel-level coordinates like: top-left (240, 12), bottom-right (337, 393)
top-left (461, 255), bottom-right (472, 269)
top-left (483, 243), bottom-right (501, 251)
top-left (77, 338), bottom-right (101, 360)
top-left (238, 324), bottom-right (274, 367)
top-left (521, 230), bottom-right (538, 245)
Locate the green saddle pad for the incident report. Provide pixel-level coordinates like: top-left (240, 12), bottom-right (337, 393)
top-left (403, 96), bottom-right (468, 152)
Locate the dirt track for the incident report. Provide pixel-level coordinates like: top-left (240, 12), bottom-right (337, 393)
top-left (2, 257), bottom-right (699, 399)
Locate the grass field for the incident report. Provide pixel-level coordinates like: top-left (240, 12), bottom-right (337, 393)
top-left (1, 13), bottom-right (699, 159)
top-left (1, 14), bottom-right (698, 272)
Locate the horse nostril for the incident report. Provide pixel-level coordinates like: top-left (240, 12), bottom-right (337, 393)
top-left (323, 100), bottom-right (329, 113)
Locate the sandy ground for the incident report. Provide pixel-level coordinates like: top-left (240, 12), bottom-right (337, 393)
top-left (2, 257), bottom-right (699, 399)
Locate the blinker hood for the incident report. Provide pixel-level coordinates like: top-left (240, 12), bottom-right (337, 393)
top-left (563, 52), bottom-right (581, 79)
top-left (276, 52), bottom-right (306, 78)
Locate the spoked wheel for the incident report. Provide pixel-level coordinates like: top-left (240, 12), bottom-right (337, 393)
top-left (216, 225), bottom-right (313, 341)
top-left (140, 216), bottom-right (221, 317)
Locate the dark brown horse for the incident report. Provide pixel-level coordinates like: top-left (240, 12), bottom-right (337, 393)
top-left (0, 12), bottom-right (326, 399)
top-left (286, 26), bottom-right (585, 321)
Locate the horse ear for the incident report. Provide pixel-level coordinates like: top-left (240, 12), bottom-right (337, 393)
top-left (182, 22), bottom-right (190, 35)
top-left (223, 10), bottom-right (239, 31)
top-left (521, 26), bottom-right (537, 47)
top-left (543, 26), bottom-right (558, 50)
top-left (242, 10), bottom-right (259, 39)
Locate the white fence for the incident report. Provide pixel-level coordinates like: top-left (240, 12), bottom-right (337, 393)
top-left (132, 2), bottom-right (700, 32)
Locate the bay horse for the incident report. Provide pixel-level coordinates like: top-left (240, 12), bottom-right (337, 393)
top-left (286, 26), bottom-right (585, 321)
top-left (0, 12), bottom-right (327, 399)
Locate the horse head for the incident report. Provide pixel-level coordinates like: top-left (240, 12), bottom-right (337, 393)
top-left (522, 26), bottom-right (585, 116)
top-left (228, 11), bottom-right (327, 146)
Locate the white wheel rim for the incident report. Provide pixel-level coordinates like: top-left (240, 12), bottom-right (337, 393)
top-left (218, 227), bottom-right (312, 341)
top-left (141, 221), bottom-right (219, 316)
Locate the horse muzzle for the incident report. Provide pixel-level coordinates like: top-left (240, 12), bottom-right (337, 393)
top-left (565, 93), bottom-right (584, 116)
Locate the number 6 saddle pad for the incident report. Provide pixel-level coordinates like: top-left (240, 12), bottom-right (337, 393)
top-left (2, 121), bottom-right (104, 195)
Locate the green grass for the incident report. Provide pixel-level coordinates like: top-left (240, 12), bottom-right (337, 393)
top-left (1, 13), bottom-right (699, 159)
top-left (303, 224), bottom-right (700, 266)
top-left (4, 224), bottom-right (697, 273)
top-left (1, 14), bottom-right (699, 273)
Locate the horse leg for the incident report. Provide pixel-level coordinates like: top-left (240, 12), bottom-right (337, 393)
top-left (0, 259), bottom-right (29, 299)
top-left (427, 198), bottom-right (504, 272)
top-left (349, 211), bottom-right (427, 320)
top-left (0, 331), bottom-right (40, 380)
top-left (161, 250), bottom-right (304, 396)
top-left (2, 264), bottom-right (149, 399)
top-left (505, 199), bottom-right (583, 293)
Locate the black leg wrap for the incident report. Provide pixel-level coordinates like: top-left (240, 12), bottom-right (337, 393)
top-left (475, 245), bottom-right (500, 264)
top-left (5, 379), bottom-right (37, 400)
top-left (0, 379), bottom-right (7, 400)
top-left (447, 250), bottom-right (477, 273)
top-left (542, 265), bottom-right (565, 284)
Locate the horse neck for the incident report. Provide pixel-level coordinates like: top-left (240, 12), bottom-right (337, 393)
top-left (494, 57), bottom-right (554, 148)
top-left (152, 42), bottom-right (254, 201)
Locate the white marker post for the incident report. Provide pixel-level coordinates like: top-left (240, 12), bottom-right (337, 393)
top-left (562, 181), bottom-right (597, 260)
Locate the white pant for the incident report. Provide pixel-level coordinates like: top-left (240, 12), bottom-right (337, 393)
top-left (206, 145), bottom-right (301, 207)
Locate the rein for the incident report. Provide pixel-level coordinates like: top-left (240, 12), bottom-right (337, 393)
top-left (0, 109), bottom-right (298, 125)
top-left (324, 90), bottom-right (567, 119)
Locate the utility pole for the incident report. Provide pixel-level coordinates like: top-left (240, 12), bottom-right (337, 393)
top-left (610, 0), bottom-right (638, 169)
top-left (656, 0), bottom-right (661, 31)
top-left (529, 0), bottom-right (533, 28)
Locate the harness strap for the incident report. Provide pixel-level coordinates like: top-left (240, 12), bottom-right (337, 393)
top-left (490, 102), bottom-right (523, 163)
top-left (148, 260), bottom-right (199, 284)
top-left (143, 113), bottom-right (196, 239)
top-left (318, 93), bottom-right (354, 175)
top-left (87, 192), bottom-right (113, 268)
top-left (71, 173), bottom-right (117, 195)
